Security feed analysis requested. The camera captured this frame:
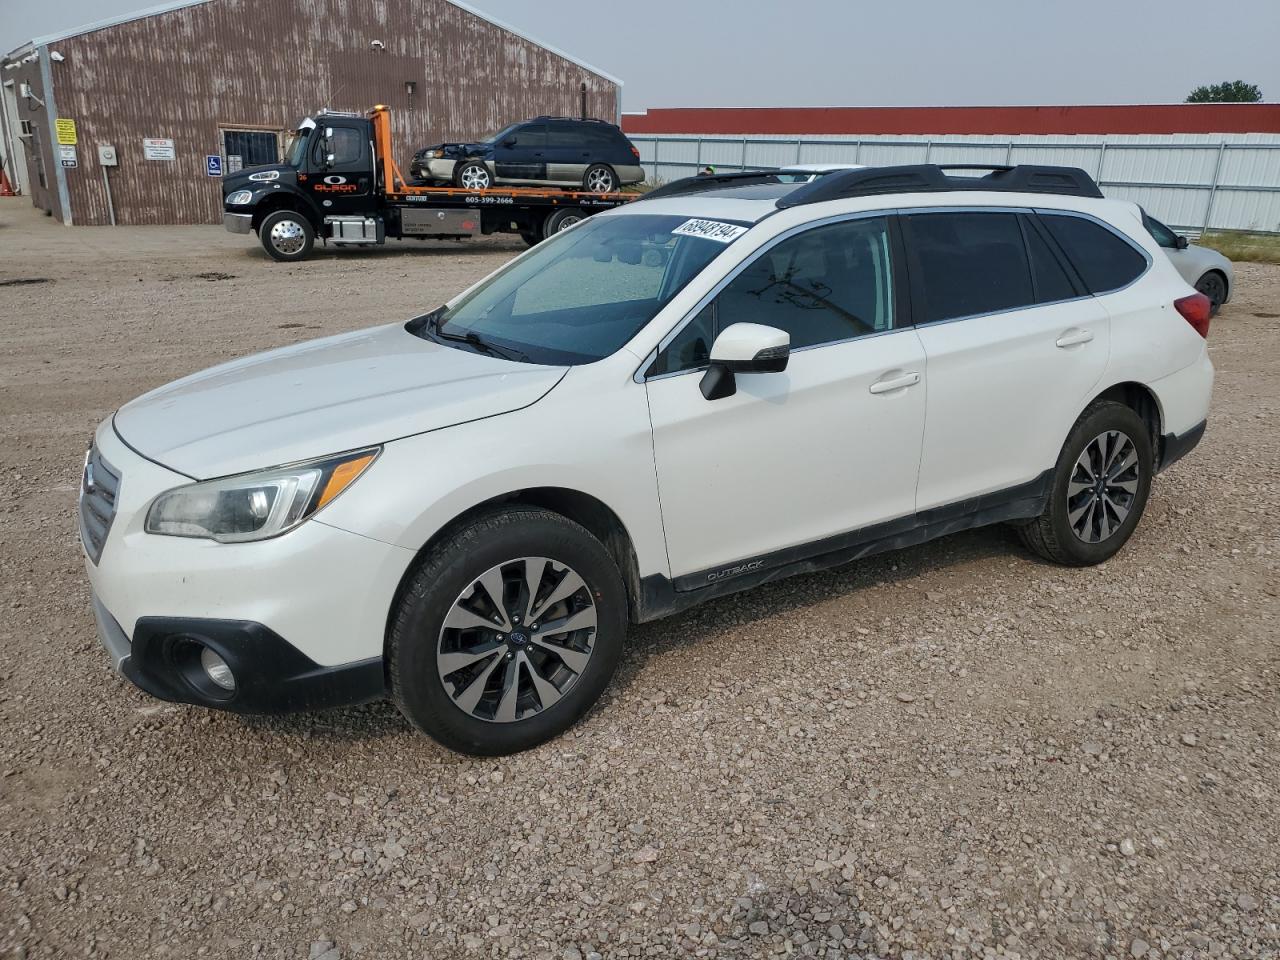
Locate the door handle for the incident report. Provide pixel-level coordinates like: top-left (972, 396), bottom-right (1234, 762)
top-left (1055, 328), bottom-right (1094, 348)
top-left (868, 371), bottom-right (921, 395)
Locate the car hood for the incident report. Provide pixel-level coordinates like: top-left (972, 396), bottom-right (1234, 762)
top-left (221, 163), bottom-right (298, 194)
top-left (415, 142), bottom-right (491, 159)
top-left (114, 324), bottom-right (568, 479)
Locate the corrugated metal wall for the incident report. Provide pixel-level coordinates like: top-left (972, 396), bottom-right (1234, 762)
top-left (632, 133), bottom-right (1280, 234)
top-left (32, 0), bottom-right (619, 225)
top-left (6, 60), bottom-right (60, 220)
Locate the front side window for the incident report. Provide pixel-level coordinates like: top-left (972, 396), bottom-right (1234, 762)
top-left (412, 214), bottom-right (747, 365)
top-left (654, 217), bottom-right (896, 375)
top-left (1141, 210), bottom-right (1180, 249)
top-left (316, 127), bottom-right (365, 168)
top-left (904, 212), bottom-right (1034, 324)
top-left (1040, 213), bottom-right (1148, 294)
top-left (513, 124), bottom-right (546, 148)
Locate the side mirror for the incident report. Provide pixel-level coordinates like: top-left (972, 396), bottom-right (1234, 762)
top-left (503, 138), bottom-right (517, 148)
top-left (699, 323), bottom-right (790, 401)
top-left (1174, 235), bottom-right (1189, 250)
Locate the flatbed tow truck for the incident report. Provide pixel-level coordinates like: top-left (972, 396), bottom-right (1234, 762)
top-left (222, 105), bottom-right (639, 261)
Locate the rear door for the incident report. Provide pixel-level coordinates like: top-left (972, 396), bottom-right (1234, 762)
top-left (907, 209), bottom-right (1111, 511)
top-left (544, 122), bottom-right (589, 186)
top-left (494, 123), bottom-right (546, 184)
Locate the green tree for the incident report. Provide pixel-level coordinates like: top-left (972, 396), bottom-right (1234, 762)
top-left (1186, 81), bottom-right (1263, 103)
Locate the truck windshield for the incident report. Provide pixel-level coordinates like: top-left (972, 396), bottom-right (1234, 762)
top-left (410, 214), bottom-right (750, 365)
top-left (284, 130), bottom-right (311, 167)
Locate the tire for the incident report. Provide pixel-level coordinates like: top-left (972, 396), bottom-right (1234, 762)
top-left (520, 231), bottom-right (540, 248)
top-left (542, 207), bottom-right (585, 240)
top-left (259, 210), bottom-right (314, 262)
top-left (1194, 271), bottom-right (1227, 317)
top-left (582, 163), bottom-right (617, 193)
top-left (454, 160), bottom-right (492, 191)
top-left (1019, 400), bottom-right (1154, 566)
top-left (389, 507), bottom-right (627, 756)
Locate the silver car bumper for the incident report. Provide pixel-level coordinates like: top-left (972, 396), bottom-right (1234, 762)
top-left (223, 212), bottom-right (253, 234)
top-left (91, 590), bottom-right (131, 674)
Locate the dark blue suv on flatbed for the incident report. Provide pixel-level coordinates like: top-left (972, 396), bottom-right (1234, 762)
top-left (411, 116), bottom-right (645, 193)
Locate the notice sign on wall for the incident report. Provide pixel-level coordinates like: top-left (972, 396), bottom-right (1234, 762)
top-left (143, 138), bottom-right (176, 161)
top-left (58, 144), bottom-right (78, 168)
top-left (55, 118), bottom-right (77, 145)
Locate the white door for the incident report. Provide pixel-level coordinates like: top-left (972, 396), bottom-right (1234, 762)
top-left (645, 216), bottom-right (927, 583)
top-left (904, 210), bottom-right (1115, 510)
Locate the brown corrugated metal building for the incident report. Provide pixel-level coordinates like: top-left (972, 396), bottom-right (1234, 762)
top-left (0, 0), bottom-right (621, 225)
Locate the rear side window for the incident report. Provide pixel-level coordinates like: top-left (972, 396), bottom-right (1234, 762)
top-left (1039, 213), bottom-right (1147, 294)
top-left (1022, 218), bottom-right (1078, 304)
top-left (904, 212), bottom-right (1033, 323)
top-left (551, 124), bottom-right (587, 148)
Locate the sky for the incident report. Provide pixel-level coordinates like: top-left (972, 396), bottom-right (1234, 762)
top-left (3, 0), bottom-right (1278, 112)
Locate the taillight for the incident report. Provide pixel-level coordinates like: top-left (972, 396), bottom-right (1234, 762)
top-left (1174, 292), bottom-right (1212, 338)
top-left (630, 143), bottom-right (640, 160)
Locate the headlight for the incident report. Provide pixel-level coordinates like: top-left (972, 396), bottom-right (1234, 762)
top-left (247, 170), bottom-right (280, 182)
top-left (428, 149), bottom-right (444, 159)
top-left (145, 449), bottom-right (379, 543)
top-left (226, 190), bottom-right (253, 205)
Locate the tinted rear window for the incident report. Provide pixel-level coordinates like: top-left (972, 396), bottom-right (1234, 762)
top-left (1023, 217), bottom-right (1078, 303)
top-left (1040, 213), bottom-right (1147, 294)
top-left (904, 212), bottom-right (1033, 324)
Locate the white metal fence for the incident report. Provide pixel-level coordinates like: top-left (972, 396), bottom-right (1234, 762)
top-left (629, 133), bottom-right (1280, 235)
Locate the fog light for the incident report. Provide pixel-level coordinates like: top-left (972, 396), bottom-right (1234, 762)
top-left (199, 647), bottom-right (236, 691)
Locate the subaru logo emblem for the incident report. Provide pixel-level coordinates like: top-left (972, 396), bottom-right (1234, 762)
top-left (509, 631), bottom-right (528, 646)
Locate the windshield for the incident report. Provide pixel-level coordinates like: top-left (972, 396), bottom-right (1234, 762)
top-left (411, 213), bottom-right (750, 365)
top-left (284, 129), bottom-right (311, 167)
top-left (480, 123), bottom-right (520, 144)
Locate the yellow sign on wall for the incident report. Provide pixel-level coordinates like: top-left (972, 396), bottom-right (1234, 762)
top-left (55, 118), bottom-right (77, 145)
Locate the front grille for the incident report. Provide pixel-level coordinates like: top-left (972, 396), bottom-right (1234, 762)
top-left (79, 445), bottom-right (121, 565)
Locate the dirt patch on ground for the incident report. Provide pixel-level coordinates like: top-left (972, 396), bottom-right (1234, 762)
top-left (0, 198), bottom-right (1276, 959)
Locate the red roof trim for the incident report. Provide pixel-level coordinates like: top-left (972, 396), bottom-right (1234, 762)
top-left (622, 104), bottom-right (1280, 136)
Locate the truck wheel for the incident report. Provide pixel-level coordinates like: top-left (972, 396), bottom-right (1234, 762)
top-left (542, 208), bottom-right (585, 240)
top-left (520, 231), bottom-right (540, 248)
top-left (259, 210), bottom-right (314, 262)
top-left (455, 161), bottom-right (492, 191)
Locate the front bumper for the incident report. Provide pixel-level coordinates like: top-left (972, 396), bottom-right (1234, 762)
top-left (82, 419), bottom-right (414, 714)
top-left (423, 158), bottom-right (459, 181)
top-left (223, 212), bottom-right (253, 234)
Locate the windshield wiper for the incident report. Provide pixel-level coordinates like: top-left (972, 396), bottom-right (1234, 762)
top-left (434, 321), bottom-right (530, 363)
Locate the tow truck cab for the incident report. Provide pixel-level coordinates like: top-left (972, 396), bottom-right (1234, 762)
top-left (222, 105), bottom-right (636, 262)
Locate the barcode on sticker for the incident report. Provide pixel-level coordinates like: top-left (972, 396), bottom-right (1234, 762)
top-left (672, 219), bottom-right (748, 243)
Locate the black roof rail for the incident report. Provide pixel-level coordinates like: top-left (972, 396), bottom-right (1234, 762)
top-left (640, 171), bottom-right (784, 201)
top-left (775, 164), bottom-right (1104, 208)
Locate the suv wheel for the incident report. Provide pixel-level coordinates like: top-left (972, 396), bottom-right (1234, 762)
top-left (583, 164), bottom-right (617, 193)
top-left (1019, 400), bottom-right (1154, 566)
top-left (389, 507), bottom-right (626, 755)
top-left (455, 161), bottom-right (492, 191)
top-left (259, 210), bottom-right (314, 262)
top-left (1194, 271), bottom-right (1227, 316)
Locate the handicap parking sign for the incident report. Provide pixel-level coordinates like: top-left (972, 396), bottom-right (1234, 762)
top-left (205, 154), bottom-right (223, 178)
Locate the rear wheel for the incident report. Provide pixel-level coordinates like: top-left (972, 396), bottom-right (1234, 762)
top-left (1019, 400), bottom-right (1154, 566)
top-left (455, 160), bottom-right (492, 191)
top-left (520, 231), bottom-right (540, 248)
top-left (1194, 271), bottom-right (1227, 316)
top-left (542, 207), bottom-right (585, 240)
top-left (583, 163), bottom-right (617, 193)
top-left (389, 507), bottom-right (627, 755)
top-left (259, 210), bottom-right (314, 262)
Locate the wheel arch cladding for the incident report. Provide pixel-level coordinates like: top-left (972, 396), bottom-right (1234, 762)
top-left (1092, 381), bottom-right (1163, 459)
top-left (383, 487), bottom-right (645, 661)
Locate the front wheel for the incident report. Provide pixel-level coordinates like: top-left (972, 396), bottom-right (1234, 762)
top-left (1194, 271), bottom-right (1227, 317)
top-left (1019, 400), bottom-right (1154, 566)
top-left (454, 160), bottom-right (492, 191)
top-left (389, 507), bottom-right (627, 755)
top-left (259, 210), bottom-right (315, 262)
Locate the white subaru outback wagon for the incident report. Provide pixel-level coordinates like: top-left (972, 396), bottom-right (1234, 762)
top-left (81, 164), bottom-right (1214, 755)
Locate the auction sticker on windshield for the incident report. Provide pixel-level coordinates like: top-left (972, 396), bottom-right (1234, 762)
top-left (672, 219), bottom-right (749, 243)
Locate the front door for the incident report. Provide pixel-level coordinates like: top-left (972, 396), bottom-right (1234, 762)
top-left (494, 123), bottom-right (546, 184)
top-left (303, 122), bottom-right (373, 216)
top-left (645, 215), bottom-right (927, 584)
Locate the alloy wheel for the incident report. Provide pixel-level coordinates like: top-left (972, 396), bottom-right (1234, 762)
top-left (437, 557), bottom-right (597, 723)
top-left (269, 219), bottom-right (306, 255)
top-left (1067, 430), bottom-right (1141, 543)
top-left (1195, 273), bottom-right (1226, 312)
top-left (586, 168), bottom-right (615, 192)
top-left (460, 165), bottom-right (491, 190)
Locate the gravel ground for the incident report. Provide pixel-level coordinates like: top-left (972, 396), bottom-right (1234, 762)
top-left (0, 197), bottom-right (1277, 960)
